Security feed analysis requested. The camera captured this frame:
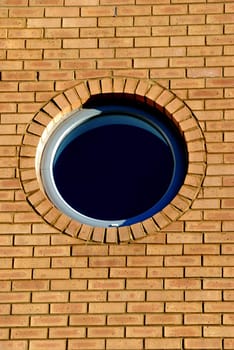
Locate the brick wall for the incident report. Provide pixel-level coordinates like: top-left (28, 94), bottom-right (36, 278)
top-left (0, 0), bottom-right (234, 349)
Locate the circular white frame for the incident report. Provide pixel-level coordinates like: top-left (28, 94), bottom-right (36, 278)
top-left (36, 103), bottom-right (188, 228)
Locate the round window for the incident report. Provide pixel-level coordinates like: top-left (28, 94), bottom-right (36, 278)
top-left (37, 95), bottom-right (188, 228)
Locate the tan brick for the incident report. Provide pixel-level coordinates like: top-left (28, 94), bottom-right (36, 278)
top-left (0, 292), bottom-right (30, 303)
top-left (185, 290), bottom-right (221, 301)
top-left (126, 326), bottom-right (161, 338)
top-left (14, 258), bottom-right (50, 269)
top-left (45, 7), bottom-right (80, 17)
top-left (29, 340), bottom-right (66, 350)
top-left (0, 341), bottom-right (27, 350)
top-left (108, 290), bottom-right (145, 302)
top-left (224, 339), bottom-right (234, 350)
top-left (108, 314), bottom-right (143, 325)
top-left (204, 326), bottom-right (234, 337)
top-left (184, 338), bottom-right (222, 349)
top-left (166, 302), bottom-right (202, 313)
top-left (184, 313), bottom-right (221, 325)
top-left (146, 290), bottom-right (183, 301)
top-left (0, 316), bottom-right (29, 327)
top-left (49, 327), bottom-right (85, 338)
top-left (31, 315), bottom-right (67, 327)
top-left (110, 267), bottom-right (146, 278)
top-left (50, 302), bottom-right (87, 314)
top-left (12, 280), bottom-right (49, 292)
top-left (171, 14), bottom-right (205, 25)
top-left (145, 338), bottom-right (181, 349)
top-left (0, 18), bottom-right (25, 28)
top-left (70, 315), bottom-right (105, 326)
top-left (185, 267), bottom-right (222, 277)
top-left (12, 303), bottom-right (48, 315)
top-left (135, 36), bottom-right (169, 47)
top-left (88, 326), bottom-right (124, 338)
top-left (153, 4), bottom-right (187, 15)
top-left (148, 267), bottom-right (183, 278)
top-left (165, 279), bottom-right (201, 290)
top-left (72, 268), bottom-right (108, 279)
top-left (118, 5), bottom-right (151, 16)
top-left (165, 256), bottom-right (201, 266)
top-left (33, 268), bottom-right (70, 279)
top-left (203, 256), bottom-right (234, 266)
top-left (89, 256), bottom-right (125, 267)
top-left (88, 279), bottom-right (124, 290)
top-left (63, 17), bottom-right (97, 28)
top-left (106, 339), bottom-right (142, 349)
top-left (70, 291), bottom-right (106, 302)
top-left (69, 339), bottom-right (105, 350)
top-left (127, 302), bottom-right (163, 313)
top-left (11, 328), bottom-right (47, 339)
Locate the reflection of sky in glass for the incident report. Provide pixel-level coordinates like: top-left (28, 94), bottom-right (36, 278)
top-left (53, 123), bottom-right (174, 221)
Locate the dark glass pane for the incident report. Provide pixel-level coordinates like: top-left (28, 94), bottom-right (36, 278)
top-left (53, 124), bottom-right (174, 220)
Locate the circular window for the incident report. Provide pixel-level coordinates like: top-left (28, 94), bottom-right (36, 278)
top-left (37, 95), bottom-right (188, 228)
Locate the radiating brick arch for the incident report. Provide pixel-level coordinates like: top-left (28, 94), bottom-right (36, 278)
top-left (19, 77), bottom-right (206, 243)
